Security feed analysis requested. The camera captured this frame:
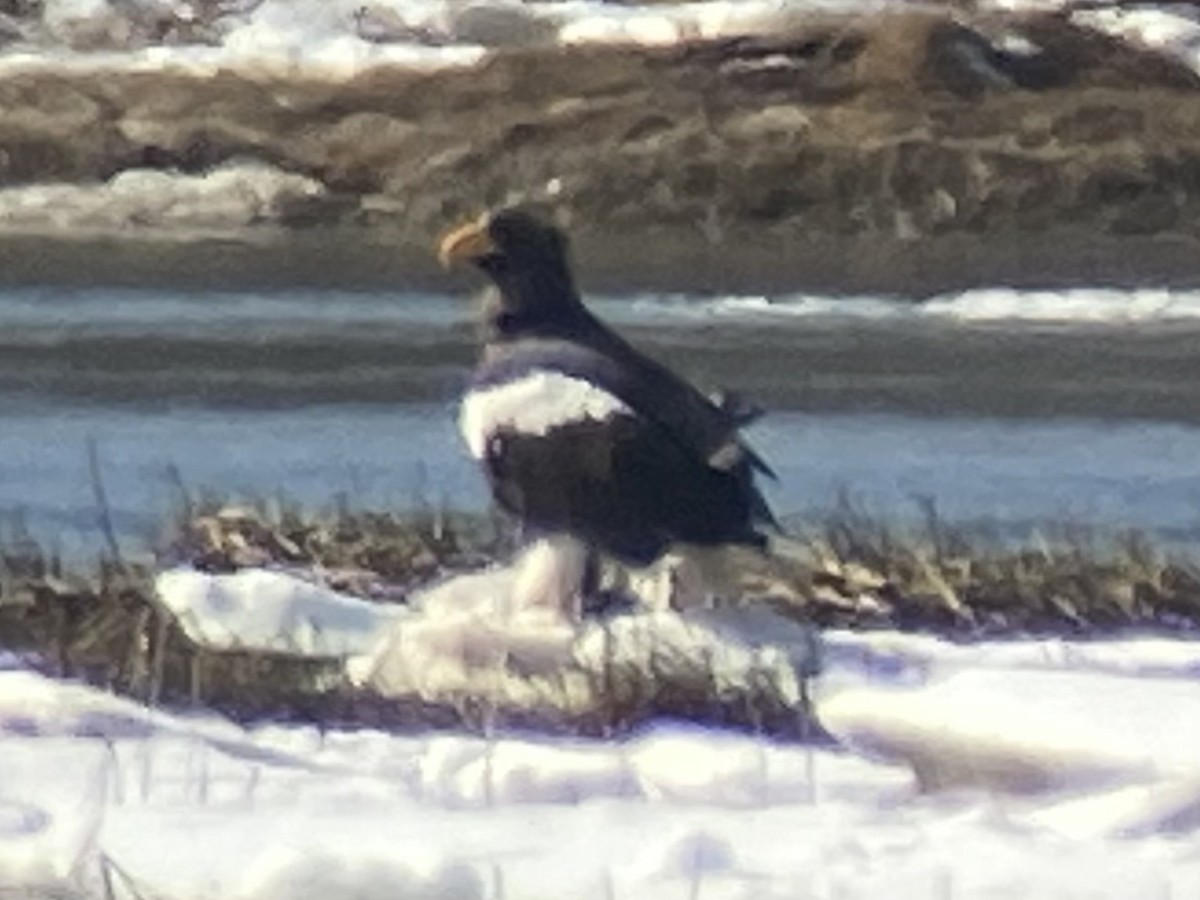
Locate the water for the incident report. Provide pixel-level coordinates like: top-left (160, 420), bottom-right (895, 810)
top-left (6, 285), bottom-right (1200, 554)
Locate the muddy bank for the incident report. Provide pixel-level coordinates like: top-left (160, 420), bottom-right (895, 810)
top-left (1, 228), bottom-right (1199, 296)
top-left (4, 10), bottom-right (1200, 293)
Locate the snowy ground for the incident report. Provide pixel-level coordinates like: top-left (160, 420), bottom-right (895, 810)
top-left (3, 566), bottom-right (1200, 899)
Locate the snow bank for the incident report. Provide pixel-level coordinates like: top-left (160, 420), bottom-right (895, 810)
top-left (0, 161), bottom-right (328, 236)
top-left (824, 629), bottom-right (1200, 681)
top-left (26, 0), bottom-right (864, 67)
top-left (9, 0), bottom-right (1197, 81)
top-left (634, 287), bottom-right (1200, 330)
top-left (820, 668), bottom-right (1200, 791)
top-left (151, 560), bottom-right (1200, 842)
top-left (0, 739), bottom-right (108, 891)
top-left (817, 630), bottom-right (1200, 838)
top-left (156, 567), bottom-right (406, 657)
top-left (237, 846), bottom-right (485, 900)
top-left (155, 560), bottom-right (819, 732)
top-left (357, 562), bottom-right (817, 732)
top-left (1, 653), bottom-right (1199, 899)
top-left (1076, 6), bottom-right (1200, 75)
top-left (0, 564), bottom-right (1180, 897)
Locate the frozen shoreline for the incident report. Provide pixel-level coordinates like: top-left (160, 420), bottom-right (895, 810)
top-left (2, 622), bottom-right (1199, 900)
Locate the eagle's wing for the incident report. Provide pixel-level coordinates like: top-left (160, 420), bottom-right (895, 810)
top-left (481, 334), bottom-right (776, 479)
top-left (463, 338), bottom-right (776, 561)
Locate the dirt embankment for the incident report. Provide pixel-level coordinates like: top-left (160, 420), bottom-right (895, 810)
top-left (4, 10), bottom-right (1200, 293)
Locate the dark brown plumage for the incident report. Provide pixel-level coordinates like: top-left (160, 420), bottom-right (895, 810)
top-left (440, 207), bottom-right (776, 570)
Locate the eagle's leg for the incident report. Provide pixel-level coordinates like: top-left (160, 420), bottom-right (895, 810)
top-left (582, 548), bottom-right (602, 598)
top-left (579, 550), bottom-right (645, 617)
top-left (510, 535), bottom-right (588, 620)
top-left (621, 548), bottom-right (710, 611)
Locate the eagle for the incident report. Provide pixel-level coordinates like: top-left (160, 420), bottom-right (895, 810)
top-left (438, 208), bottom-right (777, 616)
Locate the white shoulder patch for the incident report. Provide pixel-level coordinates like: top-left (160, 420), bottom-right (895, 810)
top-left (459, 370), bottom-right (632, 459)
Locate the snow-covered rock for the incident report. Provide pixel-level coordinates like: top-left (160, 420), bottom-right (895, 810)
top-left (152, 560), bottom-right (819, 731)
top-left (155, 567), bottom-right (406, 657)
top-left (354, 561), bottom-right (819, 730)
top-left (0, 161), bottom-right (331, 236)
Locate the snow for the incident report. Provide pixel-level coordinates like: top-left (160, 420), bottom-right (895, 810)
top-left (3, 0), bottom-right (1194, 80)
top-left (155, 561), bottom-right (818, 723)
top-left (821, 668), bottom-right (1200, 790)
top-left (2, 599), bottom-right (1200, 899)
top-left (155, 567), bottom-right (407, 656)
top-left (629, 287), bottom-right (1200, 327)
top-left (237, 848), bottom-right (485, 900)
top-left (1075, 5), bottom-right (1200, 74)
top-left (0, 161), bottom-right (327, 237)
top-left (818, 632), bottom-right (1200, 843)
top-left (823, 629), bottom-right (1200, 680)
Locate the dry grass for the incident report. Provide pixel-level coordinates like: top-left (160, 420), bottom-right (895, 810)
top-left (0, 492), bottom-right (1197, 735)
top-left (164, 490), bottom-right (513, 597)
top-left (0, 494), bottom-right (499, 724)
top-left (779, 495), bottom-right (1200, 635)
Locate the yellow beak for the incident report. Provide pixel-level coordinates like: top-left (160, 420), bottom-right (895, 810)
top-left (437, 215), bottom-right (498, 268)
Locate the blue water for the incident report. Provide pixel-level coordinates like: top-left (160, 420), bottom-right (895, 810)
top-left (8, 403), bottom-right (1200, 557)
top-left (5, 284), bottom-right (1200, 554)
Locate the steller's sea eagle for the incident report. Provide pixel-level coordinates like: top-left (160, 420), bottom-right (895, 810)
top-left (438, 208), bottom-right (777, 616)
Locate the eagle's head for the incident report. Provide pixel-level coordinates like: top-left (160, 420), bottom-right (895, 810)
top-left (439, 207), bottom-right (567, 272)
top-left (438, 207), bottom-right (583, 333)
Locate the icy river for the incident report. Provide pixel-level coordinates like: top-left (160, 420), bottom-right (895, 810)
top-left (6, 284), bottom-right (1200, 551)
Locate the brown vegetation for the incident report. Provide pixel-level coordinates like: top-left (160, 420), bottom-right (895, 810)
top-left (1, 494), bottom-right (1197, 735)
top-left (2, 10), bottom-right (1200, 291)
